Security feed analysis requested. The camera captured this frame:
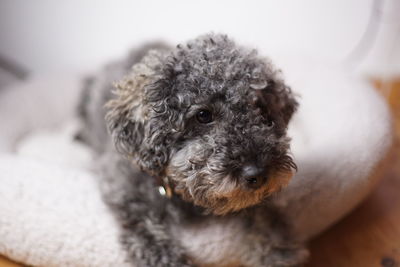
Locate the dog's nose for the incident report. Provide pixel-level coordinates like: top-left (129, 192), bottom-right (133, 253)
top-left (241, 164), bottom-right (266, 189)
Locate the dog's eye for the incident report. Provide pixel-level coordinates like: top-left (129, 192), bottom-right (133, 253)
top-left (266, 119), bottom-right (274, 129)
top-left (196, 109), bottom-right (213, 124)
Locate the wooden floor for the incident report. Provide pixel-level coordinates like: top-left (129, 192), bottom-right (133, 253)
top-left (0, 79), bottom-right (399, 267)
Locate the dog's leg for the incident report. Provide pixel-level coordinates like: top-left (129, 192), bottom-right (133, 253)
top-left (240, 209), bottom-right (309, 267)
top-left (257, 241), bottom-right (308, 267)
top-left (99, 153), bottom-right (194, 267)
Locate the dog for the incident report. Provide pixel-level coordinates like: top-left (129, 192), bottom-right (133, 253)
top-left (78, 33), bottom-right (308, 267)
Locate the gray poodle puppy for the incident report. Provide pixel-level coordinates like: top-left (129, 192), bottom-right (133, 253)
top-left (78, 34), bottom-right (308, 267)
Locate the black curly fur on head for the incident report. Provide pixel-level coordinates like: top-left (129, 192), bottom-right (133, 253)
top-left (106, 33), bottom-right (298, 214)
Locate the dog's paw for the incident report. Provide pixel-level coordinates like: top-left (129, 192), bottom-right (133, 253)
top-left (131, 241), bottom-right (196, 267)
top-left (261, 246), bottom-right (309, 267)
top-left (137, 255), bottom-right (195, 267)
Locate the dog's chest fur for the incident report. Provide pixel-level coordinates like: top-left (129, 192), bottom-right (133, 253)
top-left (170, 216), bottom-right (254, 266)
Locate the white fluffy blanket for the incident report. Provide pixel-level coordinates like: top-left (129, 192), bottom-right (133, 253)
top-left (0, 64), bottom-right (392, 266)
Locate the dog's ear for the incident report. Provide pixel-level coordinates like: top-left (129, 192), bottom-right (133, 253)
top-left (252, 76), bottom-right (298, 129)
top-left (269, 79), bottom-right (298, 125)
top-left (106, 73), bottom-right (148, 158)
top-left (106, 50), bottom-right (171, 174)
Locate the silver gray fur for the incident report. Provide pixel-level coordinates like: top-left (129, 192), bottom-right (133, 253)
top-left (78, 34), bottom-right (308, 266)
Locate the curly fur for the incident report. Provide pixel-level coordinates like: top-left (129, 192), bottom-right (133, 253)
top-left (79, 33), bottom-right (308, 266)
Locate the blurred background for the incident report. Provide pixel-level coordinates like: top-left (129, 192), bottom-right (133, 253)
top-left (0, 1), bottom-right (399, 267)
top-left (0, 0), bottom-right (399, 79)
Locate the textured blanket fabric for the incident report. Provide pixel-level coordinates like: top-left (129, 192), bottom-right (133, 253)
top-left (0, 64), bottom-right (392, 267)
top-left (0, 155), bottom-right (130, 267)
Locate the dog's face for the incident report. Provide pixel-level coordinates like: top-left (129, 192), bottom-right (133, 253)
top-left (107, 34), bottom-right (298, 215)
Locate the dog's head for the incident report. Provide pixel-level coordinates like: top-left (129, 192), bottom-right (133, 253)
top-left (106, 34), bottom-right (298, 215)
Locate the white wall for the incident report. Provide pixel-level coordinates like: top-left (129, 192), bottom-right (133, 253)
top-left (0, 0), bottom-right (399, 77)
